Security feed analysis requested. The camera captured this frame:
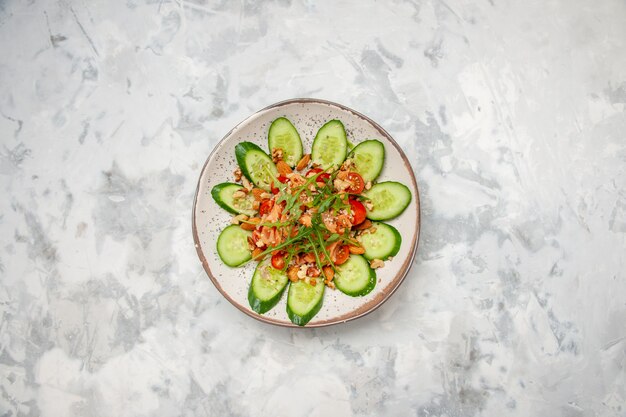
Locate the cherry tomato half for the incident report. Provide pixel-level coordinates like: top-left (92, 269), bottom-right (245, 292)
top-left (349, 199), bottom-right (367, 225)
top-left (346, 172), bottom-right (365, 194)
top-left (259, 200), bottom-right (273, 216)
top-left (270, 182), bottom-right (280, 194)
top-left (271, 252), bottom-right (285, 269)
top-left (307, 168), bottom-right (330, 184)
top-left (334, 245), bottom-right (350, 265)
top-left (305, 168), bottom-right (322, 177)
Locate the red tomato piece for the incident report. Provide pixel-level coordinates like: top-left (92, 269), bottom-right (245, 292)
top-left (306, 168), bottom-right (322, 175)
top-left (318, 173), bottom-right (331, 182)
top-left (259, 200), bottom-right (273, 216)
top-left (271, 252), bottom-right (285, 269)
top-left (334, 245), bottom-right (350, 265)
top-left (346, 172), bottom-right (365, 194)
top-left (349, 199), bottom-right (366, 225)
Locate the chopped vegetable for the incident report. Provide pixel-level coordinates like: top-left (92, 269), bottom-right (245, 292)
top-left (212, 117), bottom-right (411, 325)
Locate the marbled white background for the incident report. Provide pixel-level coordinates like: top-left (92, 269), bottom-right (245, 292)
top-left (0, 0), bottom-right (625, 416)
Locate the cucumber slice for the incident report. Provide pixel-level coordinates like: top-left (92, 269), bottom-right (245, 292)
top-left (311, 120), bottom-right (348, 169)
top-left (211, 182), bottom-right (257, 216)
top-left (351, 140), bottom-right (385, 182)
top-left (363, 181), bottom-right (412, 220)
top-left (235, 142), bottom-right (278, 191)
top-left (360, 222), bottom-right (402, 260)
top-left (248, 259), bottom-right (289, 314)
top-left (268, 117), bottom-right (303, 167)
top-left (334, 255), bottom-right (376, 297)
top-left (286, 279), bottom-right (325, 326)
top-left (216, 225), bottom-right (252, 267)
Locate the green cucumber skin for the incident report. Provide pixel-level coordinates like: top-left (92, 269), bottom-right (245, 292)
top-left (235, 142), bottom-right (277, 191)
top-left (286, 280), bottom-right (325, 326)
top-left (248, 262), bottom-right (289, 314)
top-left (350, 139), bottom-right (385, 183)
top-left (311, 120), bottom-right (348, 169)
top-left (211, 182), bottom-right (256, 216)
top-left (268, 117), bottom-right (303, 167)
top-left (211, 183), bottom-right (240, 214)
top-left (364, 181), bottom-right (412, 221)
top-left (361, 222), bottom-right (402, 261)
top-left (334, 255), bottom-right (377, 297)
top-left (249, 285), bottom-right (287, 314)
top-left (216, 225), bottom-right (252, 267)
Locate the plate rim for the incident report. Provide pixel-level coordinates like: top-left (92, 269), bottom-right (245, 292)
top-left (192, 98), bottom-right (421, 328)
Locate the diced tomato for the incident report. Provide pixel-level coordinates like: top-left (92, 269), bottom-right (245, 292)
top-left (308, 168), bottom-right (330, 184)
top-left (277, 175), bottom-right (289, 184)
top-left (271, 252), bottom-right (285, 269)
top-left (259, 200), bottom-right (273, 216)
top-left (346, 172), bottom-right (365, 194)
top-left (270, 181), bottom-right (280, 194)
top-left (334, 245), bottom-right (350, 265)
top-left (349, 199), bottom-right (366, 225)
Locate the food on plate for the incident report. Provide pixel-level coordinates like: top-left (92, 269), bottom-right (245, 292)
top-left (211, 117), bottom-right (411, 325)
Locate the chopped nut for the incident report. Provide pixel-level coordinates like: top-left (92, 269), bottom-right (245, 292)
top-left (369, 227), bottom-right (377, 234)
top-left (309, 278), bottom-right (317, 286)
top-left (296, 154), bottom-right (311, 171)
top-left (287, 266), bottom-right (299, 282)
top-left (297, 264), bottom-right (308, 279)
top-left (287, 172), bottom-right (305, 186)
top-left (322, 265), bottom-right (334, 281)
top-left (326, 280), bottom-right (336, 290)
top-left (242, 177), bottom-right (253, 191)
top-left (301, 252), bottom-right (315, 263)
top-left (348, 245), bottom-right (365, 255)
top-left (252, 200), bottom-right (260, 210)
top-left (387, 256), bottom-right (393, 262)
top-left (336, 170), bottom-right (348, 180)
top-left (240, 217), bottom-right (260, 231)
top-left (307, 266), bottom-right (320, 277)
top-left (364, 200), bottom-right (374, 211)
top-left (365, 181), bottom-right (372, 190)
top-left (233, 168), bottom-right (242, 182)
top-left (308, 184), bottom-right (316, 192)
top-left (370, 259), bottom-right (384, 269)
top-left (232, 190), bottom-right (246, 199)
top-left (354, 219), bottom-right (372, 230)
top-left (251, 188), bottom-right (265, 201)
top-left (334, 178), bottom-right (350, 191)
top-left (260, 192), bottom-right (271, 200)
top-left (271, 147), bottom-right (284, 163)
top-left (276, 160), bottom-right (293, 175)
top-left (341, 158), bottom-right (354, 170)
top-left (247, 236), bottom-right (255, 251)
top-left (299, 213), bottom-right (312, 227)
top-left (311, 162), bottom-right (321, 169)
top-left (230, 214), bottom-right (249, 225)
top-left (252, 247), bottom-right (265, 260)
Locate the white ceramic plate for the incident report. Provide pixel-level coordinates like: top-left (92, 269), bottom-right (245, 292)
top-left (192, 98), bottom-right (420, 327)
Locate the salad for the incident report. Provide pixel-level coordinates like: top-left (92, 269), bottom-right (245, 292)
top-left (211, 117), bottom-right (411, 326)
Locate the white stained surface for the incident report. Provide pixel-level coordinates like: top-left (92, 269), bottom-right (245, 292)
top-left (0, 1), bottom-right (625, 417)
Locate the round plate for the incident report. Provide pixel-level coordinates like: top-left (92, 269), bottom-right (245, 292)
top-left (192, 98), bottom-right (420, 327)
